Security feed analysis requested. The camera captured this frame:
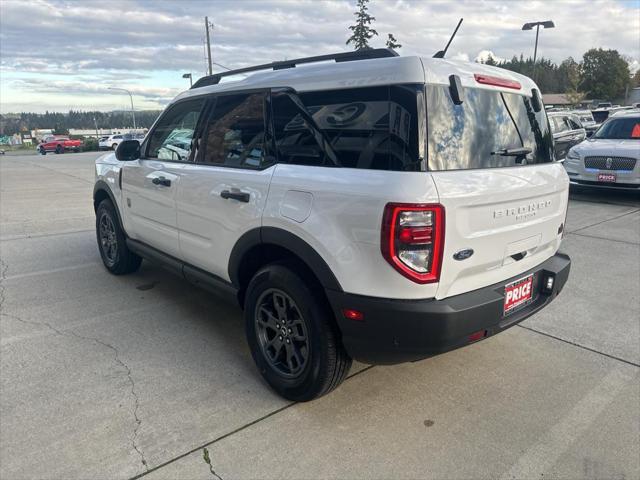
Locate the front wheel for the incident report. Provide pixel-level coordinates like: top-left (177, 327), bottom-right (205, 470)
top-left (244, 263), bottom-right (352, 401)
top-left (96, 199), bottom-right (142, 275)
top-left (39, 147), bottom-right (46, 155)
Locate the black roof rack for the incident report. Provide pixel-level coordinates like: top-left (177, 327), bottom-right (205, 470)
top-left (191, 48), bottom-right (399, 89)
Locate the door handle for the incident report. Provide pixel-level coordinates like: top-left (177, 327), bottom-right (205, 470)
top-left (220, 190), bottom-right (250, 202)
top-left (152, 176), bottom-right (171, 187)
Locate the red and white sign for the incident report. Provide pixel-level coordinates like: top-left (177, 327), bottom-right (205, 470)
top-left (504, 274), bottom-right (534, 314)
top-left (597, 173), bottom-right (616, 183)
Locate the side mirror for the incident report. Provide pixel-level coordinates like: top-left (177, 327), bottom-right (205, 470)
top-left (115, 140), bottom-right (140, 161)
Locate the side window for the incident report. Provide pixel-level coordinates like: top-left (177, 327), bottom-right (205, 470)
top-left (272, 93), bottom-right (327, 167)
top-left (202, 92), bottom-right (266, 168)
top-left (552, 117), bottom-right (568, 133)
top-left (566, 117), bottom-right (581, 130)
top-left (299, 87), bottom-right (391, 170)
top-left (272, 86), bottom-right (421, 171)
top-left (146, 98), bottom-right (205, 161)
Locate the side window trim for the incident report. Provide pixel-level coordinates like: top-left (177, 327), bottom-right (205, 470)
top-left (192, 97), bottom-right (217, 164)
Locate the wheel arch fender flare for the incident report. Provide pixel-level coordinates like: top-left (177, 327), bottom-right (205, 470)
top-left (229, 226), bottom-right (343, 293)
top-left (93, 180), bottom-right (124, 229)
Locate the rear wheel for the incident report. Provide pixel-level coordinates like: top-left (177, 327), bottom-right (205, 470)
top-left (96, 199), bottom-right (142, 275)
top-left (55, 145), bottom-right (63, 154)
top-left (112, 143), bottom-right (118, 150)
top-left (244, 263), bottom-right (352, 401)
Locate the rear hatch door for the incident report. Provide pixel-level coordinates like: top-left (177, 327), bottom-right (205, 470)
top-left (425, 82), bottom-right (568, 300)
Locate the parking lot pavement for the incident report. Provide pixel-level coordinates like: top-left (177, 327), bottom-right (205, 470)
top-left (1, 152), bottom-right (639, 480)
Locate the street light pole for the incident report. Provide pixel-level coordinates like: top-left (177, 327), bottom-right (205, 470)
top-left (108, 87), bottom-right (136, 131)
top-left (182, 73), bottom-right (193, 87)
top-left (522, 20), bottom-right (555, 82)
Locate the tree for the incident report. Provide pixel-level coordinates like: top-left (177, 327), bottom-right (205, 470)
top-left (483, 54), bottom-right (498, 66)
top-left (556, 57), bottom-right (586, 104)
top-left (581, 48), bottom-right (630, 100)
top-left (346, 0), bottom-right (378, 50)
top-left (385, 33), bottom-right (401, 50)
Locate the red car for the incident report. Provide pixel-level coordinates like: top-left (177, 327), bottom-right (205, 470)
top-left (38, 136), bottom-right (83, 155)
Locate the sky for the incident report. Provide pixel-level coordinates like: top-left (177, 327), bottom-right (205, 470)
top-left (1, 0), bottom-right (639, 113)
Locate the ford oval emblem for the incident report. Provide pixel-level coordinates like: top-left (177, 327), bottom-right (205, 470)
top-left (453, 248), bottom-right (474, 261)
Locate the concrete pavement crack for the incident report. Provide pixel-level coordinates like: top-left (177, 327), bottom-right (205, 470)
top-left (0, 257), bottom-right (149, 473)
top-left (67, 330), bottom-right (149, 472)
top-left (202, 447), bottom-right (224, 480)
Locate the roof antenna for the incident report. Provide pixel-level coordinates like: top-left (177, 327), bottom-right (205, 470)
top-left (433, 18), bottom-right (463, 58)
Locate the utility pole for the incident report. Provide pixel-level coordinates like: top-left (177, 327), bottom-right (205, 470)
top-left (205, 16), bottom-right (213, 75)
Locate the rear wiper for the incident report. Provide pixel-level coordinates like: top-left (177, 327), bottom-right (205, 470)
top-left (491, 147), bottom-right (532, 157)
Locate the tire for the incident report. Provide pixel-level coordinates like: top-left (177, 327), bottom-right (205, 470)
top-left (112, 143), bottom-right (118, 150)
top-left (39, 147), bottom-right (46, 155)
top-left (55, 145), bottom-right (63, 154)
top-left (96, 199), bottom-right (142, 275)
top-left (244, 262), bottom-right (352, 401)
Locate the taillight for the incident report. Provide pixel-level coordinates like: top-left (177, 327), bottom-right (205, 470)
top-left (381, 203), bottom-right (445, 284)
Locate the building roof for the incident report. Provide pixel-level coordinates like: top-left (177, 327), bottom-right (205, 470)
top-left (542, 93), bottom-right (573, 105)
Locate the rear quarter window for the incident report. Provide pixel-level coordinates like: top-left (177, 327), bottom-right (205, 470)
top-left (272, 85), bottom-right (422, 171)
top-left (427, 86), bottom-right (554, 170)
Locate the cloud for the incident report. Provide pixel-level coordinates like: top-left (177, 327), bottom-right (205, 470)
top-left (1, 0), bottom-right (638, 112)
top-left (475, 50), bottom-right (505, 64)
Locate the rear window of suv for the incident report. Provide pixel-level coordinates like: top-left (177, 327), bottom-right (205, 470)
top-left (272, 85), bottom-right (422, 171)
top-left (426, 86), bottom-right (554, 170)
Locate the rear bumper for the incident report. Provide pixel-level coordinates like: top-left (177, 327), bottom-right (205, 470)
top-left (327, 253), bottom-right (571, 365)
top-left (569, 178), bottom-right (640, 190)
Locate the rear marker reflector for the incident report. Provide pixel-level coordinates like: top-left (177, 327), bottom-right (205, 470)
top-left (342, 309), bottom-right (364, 321)
top-left (468, 330), bottom-right (487, 343)
top-left (474, 73), bottom-right (521, 90)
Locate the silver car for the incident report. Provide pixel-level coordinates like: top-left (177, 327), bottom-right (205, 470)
top-left (564, 110), bottom-right (640, 190)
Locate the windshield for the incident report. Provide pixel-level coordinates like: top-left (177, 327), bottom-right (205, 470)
top-left (426, 86), bottom-right (553, 170)
top-left (593, 117), bottom-right (640, 140)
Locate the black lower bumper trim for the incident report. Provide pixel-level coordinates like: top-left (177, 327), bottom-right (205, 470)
top-left (327, 253), bottom-right (571, 365)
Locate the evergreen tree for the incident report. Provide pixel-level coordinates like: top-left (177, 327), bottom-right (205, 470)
top-left (385, 33), bottom-right (401, 50)
top-left (346, 0), bottom-right (378, 50)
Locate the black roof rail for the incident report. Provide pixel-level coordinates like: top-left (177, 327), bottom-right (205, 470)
top-left (191, 48), bottom-right (399, 89)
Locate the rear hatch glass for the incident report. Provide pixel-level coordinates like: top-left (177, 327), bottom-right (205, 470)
top-left (426, 86), bottom-right (554, 170)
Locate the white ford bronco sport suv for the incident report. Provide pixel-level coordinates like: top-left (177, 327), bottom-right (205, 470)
top-left (94, 49), bottom-right (571, 401)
